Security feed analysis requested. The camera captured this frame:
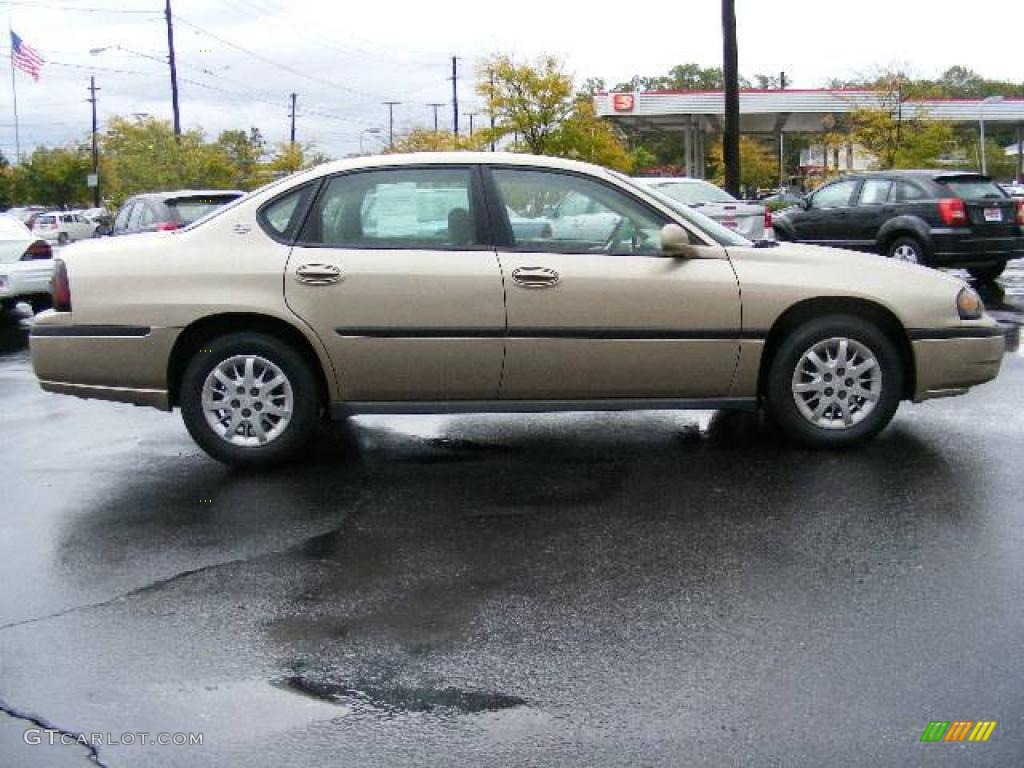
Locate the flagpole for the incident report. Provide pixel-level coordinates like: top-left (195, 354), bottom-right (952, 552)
top-left (9, 20), bottom-right (19, 163)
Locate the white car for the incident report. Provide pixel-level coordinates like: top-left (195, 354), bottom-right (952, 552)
top-left (32, 211), bottom-right (98, 245)
top-left (547, 189), bottom-right (624, 243)
top-left (635, 177), bottom-right (772, 241)
top-left (0, 213), bottom-right (54, 311)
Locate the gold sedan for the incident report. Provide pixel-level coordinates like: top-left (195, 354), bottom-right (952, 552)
top-left (30, 153), bottom-right (1005, 466)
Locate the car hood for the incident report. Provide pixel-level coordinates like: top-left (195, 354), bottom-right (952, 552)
top-left (693, 201), bottom-right (764, 216)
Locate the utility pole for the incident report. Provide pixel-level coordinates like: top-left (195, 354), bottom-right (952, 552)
top-left (779, 71), bottom-right (787, 90)
top-left (721, 0), bottom-right (741, 197)
top-left (288, 92), bottom-right (297, 148)
top-left (427, 102), bottom-right (444, 132)
top-left (464, 112), bottom-right (478, 138)
top-left (450, 56), bottom-right (459, 136)
top-left (489, 69), bottom-right (496, 151)
top-left (164, 0), bottom-right (181, 137)
top-left (383, 101), bottom-right (401, 148)
top-left (87, 77), bottom-right (100, 208)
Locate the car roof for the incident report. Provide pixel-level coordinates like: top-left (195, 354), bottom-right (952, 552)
top-left (849, 169), bottom-right (992, 181)
top-left (131, 189), bottom-right (246, 201)
top-left (633, 177), bottom-right (710, 184)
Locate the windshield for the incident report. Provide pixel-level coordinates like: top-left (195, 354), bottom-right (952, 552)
top-left (614, 173), bottom-right (751, 247)
top-left (645, 180), bottom-right (737, 205)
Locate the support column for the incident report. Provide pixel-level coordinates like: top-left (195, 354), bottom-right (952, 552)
top-left (682, 123), bottom-right (693, 177)
top-left (1017, 123), bottom-right (1023, 183)
top-left (845, 141), bottom-right (854, 172)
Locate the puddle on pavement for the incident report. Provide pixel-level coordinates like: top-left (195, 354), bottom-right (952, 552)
top-left (276, 674), bottom-right (526, 715)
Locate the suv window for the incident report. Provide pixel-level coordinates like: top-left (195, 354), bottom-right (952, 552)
top-left (302, 168), bottom-right (479, 248)
top-left (858, 179), bottom-right (892, 206)
top-left (126, 202), bottom-right (146, 231)
top-left (492, 168), bottom-right (668, 255)
top-left (113, 203), bottom-right (134, 232)
top-left (936, 177), bottom-right (1007, 200)
top-left (811, 180), bottom-right (859, 209)
top-left (892, 181), bottom-right (927, 202)
top-left (136, 203), bottom-right (156, 229)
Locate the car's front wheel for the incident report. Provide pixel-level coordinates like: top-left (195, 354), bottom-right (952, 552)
top-left (765, 315), bottom-right (903, 447)
top-left (57, 232), bottom-right (69, 246)
top-left (180, 332), bottom-right (320, 467)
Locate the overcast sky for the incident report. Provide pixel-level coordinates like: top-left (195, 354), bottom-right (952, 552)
top-left (2, 0), bottom-right (1022, 160)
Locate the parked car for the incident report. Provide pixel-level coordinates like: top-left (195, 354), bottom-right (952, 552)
top-left (635, 177), bottom-right (772, 240)
top-left (5, 206), bottom-right (47, 225)
top-left (0, 213), bottom-right (54, 311)
top-left (1000, 182), bottom-right (1024, 198)
top-left (773, 170), bottom-right (1024, 282)
top-left (31, 153), bottom-right (1003, 466)
top-left (80, 207), bottom-right (113, 236)
top-left (32, 211), bottom-right (98, 245)
top-left (110, 190), bottom-right (245, 236)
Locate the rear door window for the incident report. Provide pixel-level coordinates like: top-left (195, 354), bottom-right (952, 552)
top-left (857, 179), bottom-right (892, 206)
top-left (300, 167), bottom-right (480, 249)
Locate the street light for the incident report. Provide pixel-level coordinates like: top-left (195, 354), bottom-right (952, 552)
top-left (979, 95), bottom-right (1004, 175)
top-left (359, 128), bottom-right (382, 155)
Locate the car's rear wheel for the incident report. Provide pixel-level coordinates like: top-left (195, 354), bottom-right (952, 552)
top-left (765, 315), bottom-right (903, 447)
top-left (180, 332), bottom-right (320, 467)
top-left (967, 260), bottom-right (1007, 283)
top-left (886, 236), bottom-right (925, 265)
top-left (57, 232), bottom-right (69, 245)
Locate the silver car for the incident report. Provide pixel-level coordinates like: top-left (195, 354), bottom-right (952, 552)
top-left (635, 177), bottom-right (770, 240)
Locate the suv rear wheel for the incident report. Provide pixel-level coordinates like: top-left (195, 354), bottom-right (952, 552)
top-left (180, 332), bottom-right (320, 467)
top-left (967, 260), bottom-right (1007, 283)
top-left (765, 315), bottom-right (903, 447)
top-left (887, 236), bottom-right (925, 265)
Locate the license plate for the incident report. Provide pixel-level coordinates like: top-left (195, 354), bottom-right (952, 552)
top-left (721, 220), bottom-right (738, 229)
top-left (984, 208), bottom-right (1002, 222)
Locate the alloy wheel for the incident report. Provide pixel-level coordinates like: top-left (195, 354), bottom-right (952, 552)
top-left (891, 243), bottom-right (919, 263)
top-left (201, 355), bottom-right (293, 447)
top-left (791, 337), bottom-right (882, 430)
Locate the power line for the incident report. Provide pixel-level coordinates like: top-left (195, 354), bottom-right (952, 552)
top-left (173, 14), bottom-right (396, 103)
top-left (0, 1), bottom-right (160, 12)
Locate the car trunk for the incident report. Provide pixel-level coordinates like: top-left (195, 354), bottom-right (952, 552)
top-left (695, 202), bottom-right (765, 240)
top-left (937, 175), bottom-right (1019, 236)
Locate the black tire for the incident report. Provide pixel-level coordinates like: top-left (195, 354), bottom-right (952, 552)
top-left (886, 235), bottom-right (926, 266)
top-left (180, 332), bottom-right (321, 467)
top-left (57, 232), bottom-right (69, 245)
top-left (967, 260), bottom-right (1007, 283)
top-left (765, 315), bottom-right (903, 448)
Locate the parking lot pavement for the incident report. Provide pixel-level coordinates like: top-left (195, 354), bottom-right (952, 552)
top-left (1, 272), bottom-right (1023, 767)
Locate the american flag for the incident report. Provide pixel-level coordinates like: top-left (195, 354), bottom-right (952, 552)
top-left (11, 31), bottom-right (44, 81)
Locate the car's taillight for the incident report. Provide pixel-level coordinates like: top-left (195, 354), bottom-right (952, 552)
top-left (22, 240), bottom-right (52, 261)
top-left (156, 221), bottom-right (181, 231)
top-left (1017, 200), bottom-right (1024, 226)
top-left (937, 198), bottom-right (968, 226)
top-left (764, 207), bottom-right (773, 231)
top-left (51, 259), bottom-right (72, 312)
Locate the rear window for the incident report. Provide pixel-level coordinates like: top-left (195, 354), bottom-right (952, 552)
top-left (936, 177), bottom-right (1007, 200)
top-left (36, 215), bottom-right (55, 225)
top-left (166, 195), bottom-right (242, 224)
top-left (648, 180), bottom-right (736, 205)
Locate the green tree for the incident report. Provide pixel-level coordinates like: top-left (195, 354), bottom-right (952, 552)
top-left (477, 53), bottom-right (633, 171)
top-left (264, 142), bottom-right (331, 178)
top-left (707, 136), bottom-right (778, 190)
top-left (11, 146), bottom-right (91, 206)
top-left (387, 128), bottom-right (483, 153)
top-left (215, 127), bottom-right (267, 189)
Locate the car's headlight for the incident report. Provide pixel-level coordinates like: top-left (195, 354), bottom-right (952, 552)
top-left (957, 286), bottom-right (984, 320)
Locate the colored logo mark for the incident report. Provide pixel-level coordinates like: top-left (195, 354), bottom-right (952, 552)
top-left (920, 721), bottom-right (997, 742)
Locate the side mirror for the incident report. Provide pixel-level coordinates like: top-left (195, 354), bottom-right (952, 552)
top-left (660, 223), bottom-right (700, 258)
top-left (800, 196), bottom-right (812, 210)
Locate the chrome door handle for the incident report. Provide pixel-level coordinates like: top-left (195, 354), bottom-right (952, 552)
top-left (295, 263), bottom-right (343, 285)
top-left (512, 266), bottom-right (560, 288)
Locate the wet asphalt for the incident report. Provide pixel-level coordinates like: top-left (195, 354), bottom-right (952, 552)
top-left (1, 270), bottom-right (1023, 767)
